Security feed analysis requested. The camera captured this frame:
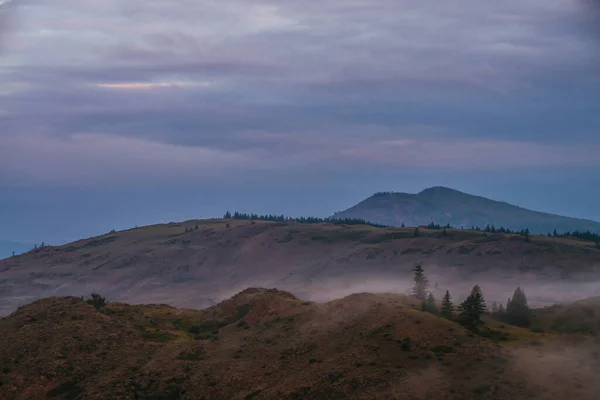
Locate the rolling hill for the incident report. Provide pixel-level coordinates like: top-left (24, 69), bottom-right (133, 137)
top-left (331, 186), bottom-right (600, 235)
top-left (1, 289), bottom-right (599, 399)
top-left (1, 219), bottom-right (600, 316)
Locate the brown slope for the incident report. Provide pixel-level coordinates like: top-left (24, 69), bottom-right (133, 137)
top-left (0, 289), bottom-right (574, 400)
top-left (1, 219), bottom-right (600, 315)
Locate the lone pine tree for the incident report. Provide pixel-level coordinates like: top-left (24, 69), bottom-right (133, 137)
top-left (458, 285), bottom-right (487, 331)
top-left (504, 287), bottom-right (531, 327)
top-left (412, 264), bottom-right (429, 301)
top-left (440, 290), bottom-right (454, 319)
top-left (424, 292), bottom-right (439, 315)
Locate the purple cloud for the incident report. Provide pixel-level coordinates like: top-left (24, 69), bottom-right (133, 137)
top-left (1, 0), bottom-right (599, 186)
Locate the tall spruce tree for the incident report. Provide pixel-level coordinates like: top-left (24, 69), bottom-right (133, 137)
top-left (424, 292), bottom-right (439, 315)
top-left (504, 287), bottom-right (531, 327)
top-left (412, 264), bottom-right (428, 301)
top-left (440, 290), bottom-right (454, 319)
top-left (458, 285), bottom-right (487, 331)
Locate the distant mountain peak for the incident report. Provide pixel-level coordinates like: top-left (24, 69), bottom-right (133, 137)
top-left (334, 187), bottom-right (600, 234)
top-left (418, 186), bottom-right (464, 196)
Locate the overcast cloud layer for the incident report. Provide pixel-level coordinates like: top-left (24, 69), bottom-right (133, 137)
top-left (1, 0), bottom-right (599, 243)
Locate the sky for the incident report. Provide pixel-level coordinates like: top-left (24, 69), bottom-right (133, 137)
top-left (1, 0), bottom-right (599, 245)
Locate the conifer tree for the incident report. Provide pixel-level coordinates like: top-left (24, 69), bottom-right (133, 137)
top-left (458, 285), bottom-right (487, 331)
top-left (504, 287), bottom-right (531, 327)
top-left (425, 292), bottom-right (439, 315)
top-left (412, 264), bottom-right (428, 301)
top-left (491, 300), bottom-right (498, 314)
top-left (440, 290), bottom-right (454, 319)
top-left (497, 303), bottom-right (505, 314)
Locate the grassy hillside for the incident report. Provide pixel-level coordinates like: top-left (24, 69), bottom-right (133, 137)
top-left (530, 297), bottom-right (600, 336)
top-left (2, 289), bottom-right (599, 399)
top-left (332, 186), bottom-right (600, 235)
top-left (1, 218), bottom-right (600, 316)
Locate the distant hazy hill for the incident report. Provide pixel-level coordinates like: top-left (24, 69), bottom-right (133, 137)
top-left (332, 186), bottom-right (600, 235)
top-left (0, 240), bottom-right (32, 259)
top-left (2, 219), bottom-right (600, 316)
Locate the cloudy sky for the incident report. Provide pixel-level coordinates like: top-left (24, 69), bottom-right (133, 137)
top-left (1, 0), bottom-right (599, 245)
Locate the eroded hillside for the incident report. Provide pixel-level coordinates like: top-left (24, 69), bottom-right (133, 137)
top-left (2, 289), bottom-right (599, 399)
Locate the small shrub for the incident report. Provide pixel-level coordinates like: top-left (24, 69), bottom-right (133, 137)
top-left (86, 292), bottom-right (106, 309)
top-left (188, 326), bottom-right (201, 334)
top-left (399, 337), bottom-right (412, 351)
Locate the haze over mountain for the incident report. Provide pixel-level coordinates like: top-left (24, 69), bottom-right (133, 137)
top-left (333, 187), bottom-right (600, 235)
top-left (2, 218), bottom-right (600, 316)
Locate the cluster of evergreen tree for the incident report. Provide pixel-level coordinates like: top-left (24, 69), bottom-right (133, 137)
top-left (426, 222), bottom-right (452, 230)
top-left (470, 224), bottom-right (531, 235)
top-left (412, 265), bottom-right (533, 333)
top-left (223, 211), bottom-right (387, 228)
top-left (372, 191), bottom-right (395, 197)
top-left (549, 229), bottom-right (600, 244)
top-left (490, 287), bottom-right (531, 327)
top-left (483, 225), bottom-right (517, 234)
top-left (412, 264), bottom-right (486, 331)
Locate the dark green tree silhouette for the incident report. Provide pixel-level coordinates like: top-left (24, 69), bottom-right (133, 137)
top-left (424, 292), bottom-right (439, 315)
top-left (412, 264), bottom-right (428, 301)
top-left (503, 287), bottom-right (531, 327)
top-left (86, 292), bottom-right (106, 310)
top-left (440, 290), bottom-right (454, 319)
top-left (458, 285), bottom-right (487, 331)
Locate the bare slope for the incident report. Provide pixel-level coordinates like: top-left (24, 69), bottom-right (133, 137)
top-left (332, 186), bottom-right (600, 234)
top-left (1, 219), bottom-right (600, 315)
top-left (2, 289), bottom-right (599, 399)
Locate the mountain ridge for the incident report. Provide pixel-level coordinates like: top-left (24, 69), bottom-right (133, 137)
top-left (332, 186), bottom-right (600, 234)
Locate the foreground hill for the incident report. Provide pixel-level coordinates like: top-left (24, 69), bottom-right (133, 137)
top-left (2, 219), bottom-right (600, 315)
top-left (1, 289), bottom-right (599, 399)
top-left (332, 186), bottom-right (600, 235)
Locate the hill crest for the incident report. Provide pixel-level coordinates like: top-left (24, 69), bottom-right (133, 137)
top-left (333, 187), bottom-right (600, 234)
